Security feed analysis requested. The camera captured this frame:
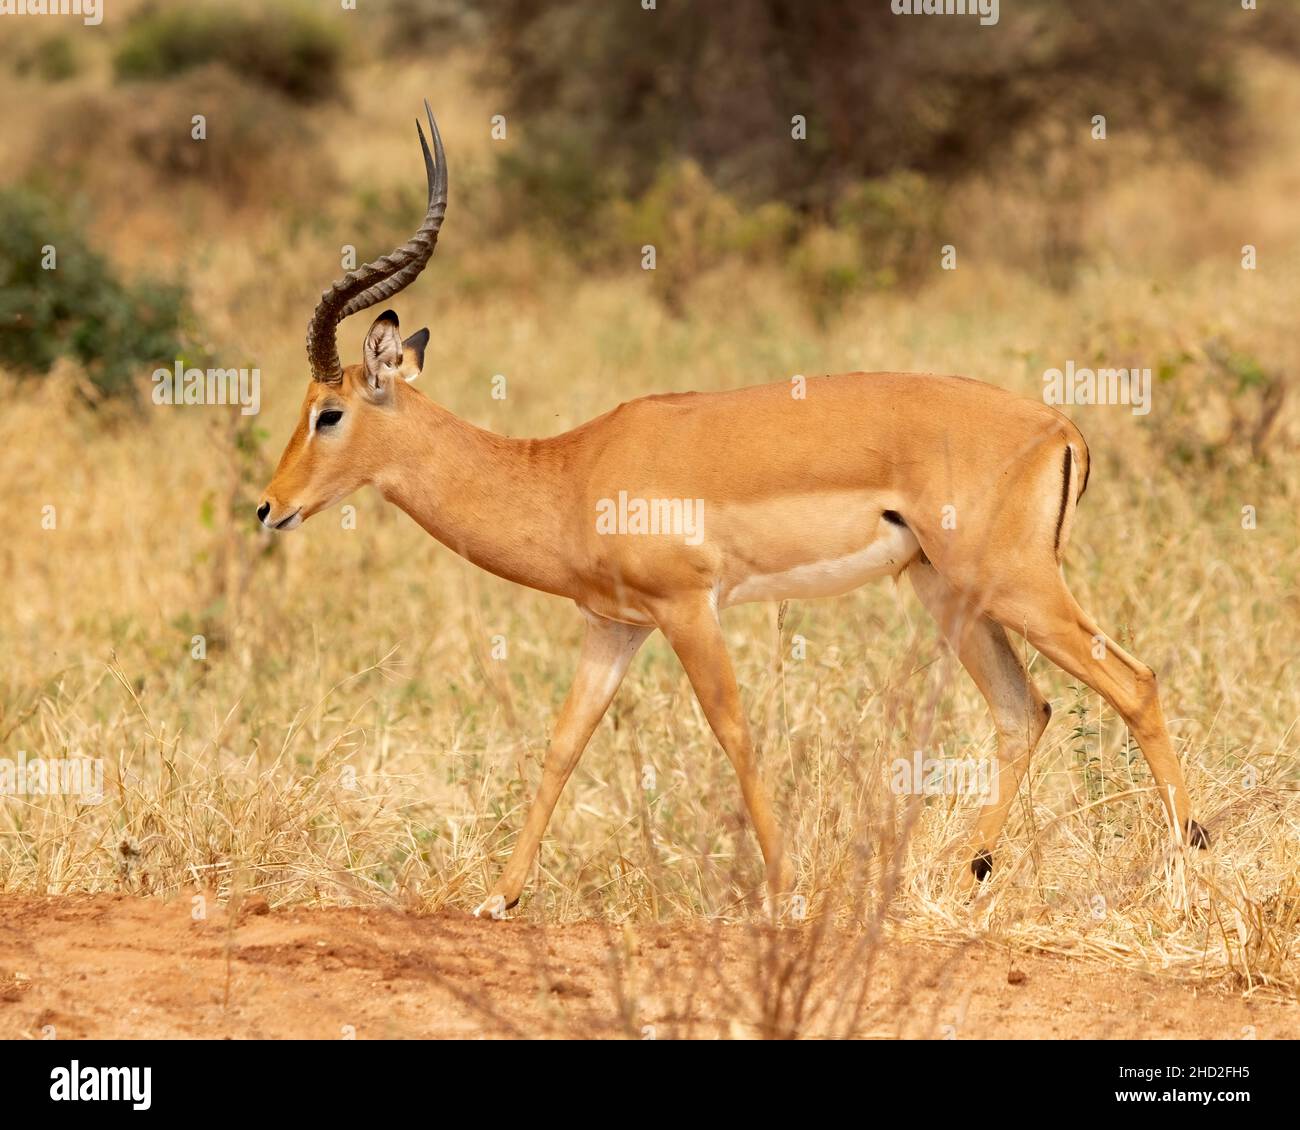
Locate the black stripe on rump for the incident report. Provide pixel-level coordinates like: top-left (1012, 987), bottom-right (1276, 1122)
top-left (1054, 446), bottom-right (1072, 553)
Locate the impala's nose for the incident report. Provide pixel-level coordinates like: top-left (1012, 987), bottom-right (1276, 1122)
top-left (257, 501), bottom-right (271, 525)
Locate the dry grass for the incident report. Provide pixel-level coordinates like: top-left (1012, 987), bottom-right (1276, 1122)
top-left (0, 26), bottom-right (1297, 1027)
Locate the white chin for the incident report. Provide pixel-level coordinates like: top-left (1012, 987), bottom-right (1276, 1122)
top-left (276, 512), bottom-right (303, 531)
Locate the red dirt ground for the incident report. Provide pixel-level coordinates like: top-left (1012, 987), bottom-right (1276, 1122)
top-left (0, 894), bottom-right (1294, 1039)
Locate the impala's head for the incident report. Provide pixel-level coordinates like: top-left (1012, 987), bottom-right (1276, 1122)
top-left (258, 101), bottom-right (447, 533)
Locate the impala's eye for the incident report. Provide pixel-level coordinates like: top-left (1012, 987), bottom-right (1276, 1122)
top-left (317, 409), bottom-right (344, 429)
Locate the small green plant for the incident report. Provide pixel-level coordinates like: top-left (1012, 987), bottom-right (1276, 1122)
top-left (1067, 687), bottom-right (1105, 806)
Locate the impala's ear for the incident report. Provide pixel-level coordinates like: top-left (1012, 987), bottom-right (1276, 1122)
top-left (362, 310), bottom-right (404, 393)
top-left (399, 328), bottom-right (429, 382)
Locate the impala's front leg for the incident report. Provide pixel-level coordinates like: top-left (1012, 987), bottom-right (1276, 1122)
top-left (654, 595), bottom-right (795, 909)
top-left (474, 613), bottom-right (651, 919)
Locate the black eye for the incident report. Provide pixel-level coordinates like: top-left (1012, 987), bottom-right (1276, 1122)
top-left (317, 409), bottom-right (343, 428)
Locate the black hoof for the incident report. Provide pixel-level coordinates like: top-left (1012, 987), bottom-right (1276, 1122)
top-left (1186, 820), bottom-right (1210, 849)
top-left (971, 849), bottom-right (993, 882)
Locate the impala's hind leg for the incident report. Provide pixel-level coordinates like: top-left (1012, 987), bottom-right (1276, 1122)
top-left (984, 574), bottom-right (1207, 851)
top-left (909, 562), bottom-right (1051, 891)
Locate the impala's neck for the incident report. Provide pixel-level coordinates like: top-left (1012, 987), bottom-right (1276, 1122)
top-left (371, 389), bottom-right (576, 598)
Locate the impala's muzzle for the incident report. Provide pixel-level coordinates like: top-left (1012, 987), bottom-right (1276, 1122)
top-left (257, 500), bottom-right (302, 531)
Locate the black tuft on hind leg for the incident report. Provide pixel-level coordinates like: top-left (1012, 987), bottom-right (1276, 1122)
top-left (1186, 820), bottom-right (1210, 849)
top-left (971, 849), bottom-right (993, 882)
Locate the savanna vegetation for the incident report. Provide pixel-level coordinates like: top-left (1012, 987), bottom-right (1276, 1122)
top-left (0, 1), bottom-right (1296, 1032)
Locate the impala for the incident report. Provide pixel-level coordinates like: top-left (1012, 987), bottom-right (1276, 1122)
top-left (259, 103), bottom-right (1207, 916)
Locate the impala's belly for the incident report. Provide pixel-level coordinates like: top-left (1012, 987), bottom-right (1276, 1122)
top-left (720, 510), bottom-right (920, 608)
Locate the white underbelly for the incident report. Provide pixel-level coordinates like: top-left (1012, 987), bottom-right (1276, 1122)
top-left (722, 522), bottom-right (919, 607)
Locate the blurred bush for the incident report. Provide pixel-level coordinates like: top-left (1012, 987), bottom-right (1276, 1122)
top-left (38, 66), bottom-right (333, 210)
top-left (833, 172), bottom-right (946, 289)
top-left (479, 0), bottom-right (1298, 309)
top-left (114, 1), bottom-right (344, 103)
top-left (13, 35), bottom-right (80, 82)
top-left (601, 161), bottom-right (776, 311)
top-left (382, 0), bottom-right (486, 54)
top-left (484, 0), bottom-right (1254, 220)
top-left (788, 225), bottom-right (864, 325)
top-left (0, 187), bottom-right (188, 403)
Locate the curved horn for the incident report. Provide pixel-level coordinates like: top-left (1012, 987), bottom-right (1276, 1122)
top-left (305, 100), bottom-right (447, 383)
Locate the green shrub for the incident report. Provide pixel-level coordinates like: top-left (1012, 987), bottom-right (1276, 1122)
top-left (0, 187), bottom-right (188, 403)
top-left (789, 226), bottom-right (864, 325)
top-left (14, 36), bottom-right (80, 82)
top-left (494, 130), bottom-right (620, 248)
top-left (114, 2), bottom-right (343, 103)
top-left (835, 172), bottom-right (947, 290)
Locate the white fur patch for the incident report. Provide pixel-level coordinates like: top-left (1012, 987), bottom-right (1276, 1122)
top-left (723, 521), bottom-right (919, 607)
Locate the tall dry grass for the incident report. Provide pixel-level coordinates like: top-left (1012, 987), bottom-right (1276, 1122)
top-left (0, 25), bottom-right (1296, 1022)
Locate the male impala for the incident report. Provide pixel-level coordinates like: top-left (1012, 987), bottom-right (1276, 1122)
top-left (259, 104), bottom-right (1207, 916)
